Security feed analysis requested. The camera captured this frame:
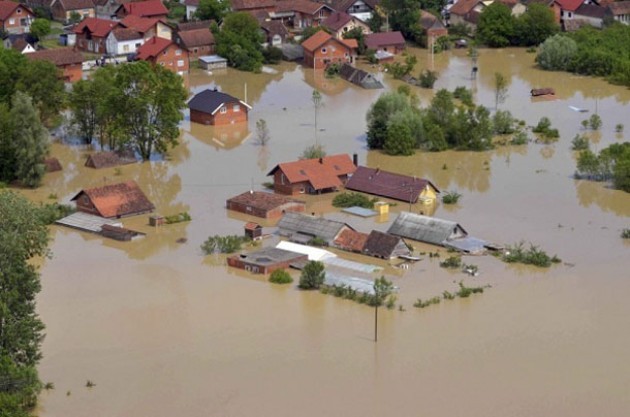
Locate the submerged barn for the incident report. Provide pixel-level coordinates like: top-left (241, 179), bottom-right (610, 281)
top-left (387, 212), bottom-right (467, 246)
top-left (227, 247), bottom-right (308, 274)
top-left (345, 166), bottom-right (440, 204)
top-left (226, 191), bottom-right (305, 219)
top-left (277, 212), bottom-right (354, 245)
top-left (71, 180), bottom-right (155, 218)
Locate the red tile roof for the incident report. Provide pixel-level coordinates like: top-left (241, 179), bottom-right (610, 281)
top-left (136, 36), bottom-right (172, 59)
top-left (231, 0), bottom-right (276, 11)
top-left (111, 27), bottom-right (143, 41)
top-left (119, 15), bottom-right (163, 33)
top-left (0, 1), bottom-right (32, 20)
top-left (177, 28), bottom-right (214, 49)
top-left (267, 154), bottom-right (356, 191)
top-left (345, 166), bottom-right (440, 203)
top-left (121, 0), bottom-right (168, 17)
top-left (322, 11), bottom-right (353, 31)
top-left (555, 0), bottom-right (585, 11)
top-left (364, 31), bottom-right (405, 49)
top-left (334, 229), bottom-right (369, 252)
top-left (276, 0), bottom-right (328, 14)
top-left (73, 17), bottom-right (118, 37)
top-left (608, 1), bottom-right (630, 15)
top-left (227, 191), bottom-right (304, 211)
top-left (301, 30), bottom-right (331, 51)
top-left (449, 0), bottom-right (481, 15)
top-left (71, 180), bottom-right (154, 218)
top-left (28, 47), bottom-right (84, 66)
top-left (57, 0), bottom-right (96, 11)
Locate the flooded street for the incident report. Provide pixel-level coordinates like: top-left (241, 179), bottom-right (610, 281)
top-left (29, 48), bottom-right (630, 417)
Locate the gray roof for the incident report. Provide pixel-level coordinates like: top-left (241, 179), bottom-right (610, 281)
top-left (387, 212), bottom-right (467, 246)
top-left (55, 212), bottom-right (122, 233)
top-left (188, 88), bottom-right (250, 114)
top-left (236, 247), bottom-right (306, 266)
top-left (277, 212), bottom-right (353, 243)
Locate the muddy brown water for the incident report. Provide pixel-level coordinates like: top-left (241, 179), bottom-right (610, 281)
top-left (21, 48), bottom-right (630, 417)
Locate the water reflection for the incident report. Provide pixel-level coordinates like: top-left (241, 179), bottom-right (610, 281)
top-left (188, 121), bottom-right (251, 151)
top-left (574, 180), bottom-right (630, 217)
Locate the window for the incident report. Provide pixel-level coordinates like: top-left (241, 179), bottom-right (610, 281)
top-left (220, 106), bottom-right (227, 114)
top-left (9, 18), bottom-right (14, 24)
top-left (233, 104), bottom-right (240, 112)
top-left (177, 60), bottom-right (184, 67)
top-left (163, 50), bottom-right (167, 55)
top-left (321, 47), bottom-right (327, 54)
top-left (176, 49), bottom-right (182, 56)
top-left (123, 44), bottom-right (129, 52)
top-left (16, 8), bottom-right (21, 14)
top-left (193, 48), bottom-right (198, 54)
top-left (135, 43), bottom-right (141, 48)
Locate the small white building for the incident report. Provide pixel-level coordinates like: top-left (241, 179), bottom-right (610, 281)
top-left (106, 27), bottom-right (144, 56)
top-left (184, 0), bottom-right (198, 20)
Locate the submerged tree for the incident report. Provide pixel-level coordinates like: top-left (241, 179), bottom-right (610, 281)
top-left (299, 261), bottom-right (326, 290)
top-left (536, 34), bottom-right (578, 70)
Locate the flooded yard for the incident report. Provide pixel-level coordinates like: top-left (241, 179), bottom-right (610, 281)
top-left (31, 47), bottom-right (630, 417)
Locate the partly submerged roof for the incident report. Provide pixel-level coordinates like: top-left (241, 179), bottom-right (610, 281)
top-left (267, 154), bottom-right (356, 191)
top-left (277, 212), bottom-right (353, 242)
top-left (363, 230), bottom-right (408, 258)
top-left (333, 228), bottom-right (369, 252)
top-left (387, 212), bottom-right (467, 245)
top-left (188, 88), bottom-right (251, 114)
top-left (233, 247), bottom-right (307, 266)
top-left (227, 191), bottom-right (304, 211)
top-left (71, 180), bottom-right (154, 218)
top-left (345, 166), bottom-right (439, 203)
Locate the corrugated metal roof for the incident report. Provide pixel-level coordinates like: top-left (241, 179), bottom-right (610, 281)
top-left (341, 206), bottom-right (377, 217)
top-left (387, 212), bottom-right (467, 246)
top-left (277, 212), bottom-right (352, 243)
top-left (55, 212), bottom-right (122, 233)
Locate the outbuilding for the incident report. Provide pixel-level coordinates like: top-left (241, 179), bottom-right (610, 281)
top-left (188, 88), bottom-right (251, 125)
top-left (227, 191), bottom-right (305, 219)
top-left (227, 247), bottom-right (308, 274)
top-left (71, 180), bottom-right (155, 218)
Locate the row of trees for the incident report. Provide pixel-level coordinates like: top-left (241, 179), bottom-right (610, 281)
top-left (575, 142), bottom-right (630, 192)
top-left (68, 61), bottom-right (187, 160)
top-left (537, 24), bottom-right (630, 87)
top-left (0, 191), bottom-right (51, 416)
top-left (366, 87), bottom-right (513, 155)
top-left (476, 3), bottom-right (559, 47)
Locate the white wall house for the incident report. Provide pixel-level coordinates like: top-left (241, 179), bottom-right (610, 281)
top-left (184, 0), bottom-right (198, 20)
top-left (106, 30), bottom-right (144, 56)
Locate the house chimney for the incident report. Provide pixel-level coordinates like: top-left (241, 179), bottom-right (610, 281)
top-left (319, 157), bottom-right (323, 164)
top-left (352, 153), bottom-right (358, 166)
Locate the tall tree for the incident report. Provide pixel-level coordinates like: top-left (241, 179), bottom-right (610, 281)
top-left (513, 3), bottom-right (559, 46)
top-left (0, 190), bottom-right (50, 415)
top-left (0, 48), bottom-right (27, 105)
top-left (214, 12), bottom-right (264, 72)
top-left (15, 60), bottom-right (65, 126)
top-left (536, 34), bottom-right (578, 71)
top-left (366, 92), bottom-right (410, 149)
top-left (194, 0), bottom-right (230, 21)
top-left (9, 92), bottom-right (49, 188)
top-left (298, 261), bottom-right (326, 290)
top-left (476, 2), bottom-right (515, 47)
top-left (29, 19), bottom-right (51, 41)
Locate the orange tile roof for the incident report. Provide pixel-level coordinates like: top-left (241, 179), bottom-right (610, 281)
top-left (73, 17), bottom-right (118, 37)
top-left (334, 229), bottom-right (369, 252)
top-left (136, 36), bottom-right (172, 60)
top-left (268, 154), bottom-right (356, 191)
top-left (301, 30), bottom-right (332, 52)
top-left (71, 180), bottom-right (154, 218)
top-left (119, 15), bottom-right (163, 33)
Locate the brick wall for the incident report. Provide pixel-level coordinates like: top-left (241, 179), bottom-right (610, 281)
top-left (304, 38), bottom-right (352, 69)
top-left (154, 44), bottom-right (190, 74)
top-left (190, 103), bottom-right (248, 126)
top-left (62, 63), bottom-right (83, 83)
top-left (1, 7), bottom-right (33, 34)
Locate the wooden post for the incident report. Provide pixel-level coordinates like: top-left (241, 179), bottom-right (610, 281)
top-left (374, 305), bottom-right (378, 342)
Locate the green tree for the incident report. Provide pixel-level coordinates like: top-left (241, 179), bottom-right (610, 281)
top-left (29, 19), bottom-right (51, 41)
top-left (214, 12), bottom-right (264, 72)
top-left (69, 79), bottom-right (100, 144)
top-left (300, 26), bottom-right (327, 43)
top-left (513, 3), bottom-right (559, 46)
top-left (269, 269), bottom-right (293, 284)
top-left (536, 34), bottom-right (578, 70)
top-left (194, 0), bottom-right (230, 21)
top-left (492, 110), bottom-right (516, 134)
top-left (476, 2), bottom-right (515, 47)
top-left (372, 276), bottom-right (394, 342)
top-left (300, 144), bottom-right (326, 159)
top-left (107, 62), bottom-right (187, 159)
top-left (367, 11), bottom-right (384, 33)
top-left (15, 60), bottom-right (65, 126)
top-left (68, 11), bottom-right (82, 24)
top-left (366, 91), bottom-right (410, 149)
top-left (342, 27), bottom-right (366, 54)
top-left (0, 191), bottom-right (50, 414)
top-left (0, 103), bottom-right (14, 182)
top-left (299, 261), bottom-right (326, 290)
top-left (382, 0), bottom-right (422, 43)
top-left (9, 92), bottom-right (49, 187)
top-left (384, 119), bottom-right (415, 156)
top-left (0, 48), bottom-right (27, 105)
top-left (428, 88), bottom-right (454, 128)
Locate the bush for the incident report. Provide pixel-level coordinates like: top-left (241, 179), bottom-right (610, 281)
top-left (440, 255), bottom-right (462, 268)
top-left (307, 237), bottom-right (327, 247)
top-left (165, 212), bottom-right (191, 224)
top-left (332, 192), bottom-right (377, 209)
top-left (615, 124), bottom-right (624, 133)
top-left (511, 131), bottom-right (529, 145)
top-left (325, 63), bottom-right (341, 78)
top-left (536, 34), bottom-right (578, 71)
top-left (502, 242), bottom-right (561, 267)
top-left (453, 86), bottom-right (474, 107)
top-left (533, 116), bottom-right (560, 140)
top-left (418, 70), bottom-right (438, 88)
top-left (456, 281), bottom-right (485, 298)
top-left (442, 191), bottom-right (462, 204)
top-left (201, 235), bottom-right (250, 254)
top-left (493, 110), bottom-right (516, 134)
top-left (37, 202), bottom-right (75, 225)
top-left (300, 144), bottom-right (326, 159)
top-left (299, 260), bottom-right (325, 290)
top-left (571, 134), bottom-right (590, 151)
top-left (589, 114), bottom-right (602, 130)
top-left (621, 228), bottom-right (630, 239)
top-left (413, 296), bottom-right (441, 308)
top-left (263, 46), bottom-right (283, 64)
top-left (269, 269), bottom-right (293, 284)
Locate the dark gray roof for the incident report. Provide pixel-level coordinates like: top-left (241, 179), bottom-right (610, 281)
top-left (187, 89), bottom-right (251, 114)
top-left (387, 212), bottom-right (468, 246)
top-left (575, 3), bottom-right (606, 18)
top-left (338, 63), bottom-right (383, 89)
top-left (363, 230), bottom-right (409, 259)
top-left (277, 212), bottom-right (352, 243)
top-left (345, 166), bottom-right (439, 202)
top-left (236, 247), bottom-right (306, 266)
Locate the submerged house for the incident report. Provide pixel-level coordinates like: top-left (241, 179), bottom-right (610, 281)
top-left (363, 230), bottom-right (410, 259)
top-left (85, 151), bottom-right (136, 169)
top-left (71, 180), bottom-right (155, 218)
top-left (226, 191), bottom-right (306, 219)
top-left (267, 154), bottom-right (356, 195)
top-left (227, 247), bottom-right (308, 274)
top-left (338, 63), bottom-right (383, 89)
top-left (345, 166), bottom-right (440, 204)
top-left (277, 212), bottom-right (354, 245)
top-left (188, 88), bottom-right (251, 126)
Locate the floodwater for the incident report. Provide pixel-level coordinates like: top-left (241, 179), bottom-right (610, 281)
top-left (28, 48), bottom-right (630, 417)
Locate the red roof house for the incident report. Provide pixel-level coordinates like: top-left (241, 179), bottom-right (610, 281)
top-left (276, 0), bottom-right (334, 29)
top-left (73, 17), bottom-right (118, 53)
top-left (321, 11), bottom-right (371, 39)
top-left (115, 0), bottom-right (168, 19)
top-left (71, 180), bottom-right (155, 218)
top-left (267, 154), bottom-right (357, 195)
top-left (345, 166), bottom-right (440, 204)
top-left (136, 36), bottom-right (189, 74)
top-left (0, 1), bottom-right (34, 34)
top-left (301, 30), bottom-right (356, 69)
top-left (188, 89), bottom-right (251, 125)
top-left (231, 0), bottom-right (276, 13)
top-left (174, 28), bottom-right (214, 58)
top-left (27, 47), bottom-right (84, 82)
top-left (364, 31), bottom-right (406, 54)
top-left (51, 0), bottom-right (96, 23)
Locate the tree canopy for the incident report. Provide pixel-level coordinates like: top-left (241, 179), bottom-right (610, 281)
top-left (214, 12), bottom-right (265, 72)
top-left (194, 0), bottom-right (230, 21)
top-left (476, 2), bottom-right (514, 48)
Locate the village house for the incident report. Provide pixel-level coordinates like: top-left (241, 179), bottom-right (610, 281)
top-left (51, 0), bottom-right (96, 23)
top-left (3, 34), bottom-right (36, 53)
top-left (227, 247), bottom-right (308, 274)
top-left (226, 191), bottom-right (306, 219)
top-left (114, 0), bottom-right (168, 20)
top-left (174, 27), bottom-right (214, 58)
top-left (447, 0), bottom-right (485, 27)
top-left (27, 47), bottom-right (84, 82)
top-left (277, 212), bottom-right (355, 246)
top-left (184, 0), bottom-right (198, 20)
top-left (136, 36), bottom-right (189, 74)
top-left (73, 17), bottom-right (117, 53)
top-left (331, 0), bottom-right (378, 21)
top-left (70, 180), bottom-right (155, 218)
top-left (301, 30), bottom-right (356, 69)
top-left (419, 10), bottom-right (448, 41)
top-left (333, 228), bottom-right (368, 253)
top-left (0, 1), bottom-right (34, 34)
top-left (387, 212), bottom-right (468, 246)
top-left (338, 63), bottom-right (383, 88)
top-left (553, 0), bottom-right (588, 26)
top-left (188, 88), bottom-right (251, 125)
top-left (119, 15), bottom-right (172, 41)
top-left (321, 11), bottom-right (370, 39)
top-left (267, 153), bottom-right (356, 195)
top-left (275, 0), bottom-right (334, 29)
top-left (345, 166), bottom-right (440, 204)
top-left (606, 1), bottom-right (630, 24)
top-left (106, 27), bottom-right (144, 55)
top-left (231, 0), bottom-right (276, 14)
top-left (570, 3), bottom-right (606, 28)
top-left (260, 19), bottom-right (289, 47)
top-left (364, 31), bottom-right (406, 54)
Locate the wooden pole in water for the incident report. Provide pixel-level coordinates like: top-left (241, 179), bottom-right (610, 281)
top-left (374, 305), bottom-right (378, 342)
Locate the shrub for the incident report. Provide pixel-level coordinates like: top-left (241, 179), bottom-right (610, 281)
top-left (165, 212), bottom-right (192, 224)
top-left (38, 202), bottom-right (75, 225)
top-left (299, 261), bottom-right (325, 290)
top-left (442, 191), bottom-right (462, 204)
top-left (332, 192), bottom-right (377, 209)
top-left (325, 63), bottom-right (341, 78)
top-left (571, 134), bottom-right (590, 151)
top-left (413, 296), bottom-right (441, 308)
top-left (453, 86), bottom-right (474, 107)
top-left (511, 131), bottom-right (529, 145)
top-left (442, 290), bottom-right (455, 300)
top-left (386, 295), bottom-right (397, 309)
top-left (616, 124), bottom-right (624, 133)
top-left (493, 110), bottom-right (516, 134)
top-left (456, 281), bottom-right (484, 298)
top-left (269, 269), bottom-right (293, 284)
top-left (533, 117), bottom-right (560, 140)
top-left (621, 228), bottom-right (630, 239)
top-left (589, 114), bottom-right (603, 130)
top-left (300, 144), bottom-right (326, 159)
top-left (502, 242), bottom-right (561, 267)
top-left (263, 46), bottom-right (283, 64)
top-left (418, 70), bottom-right (438, 88)
top-left (440, 256), bottom-right (462, 269)
top-left (308, 237), bottom-right (327, 247)
top-left (201, 235), bottom-right (250, 254)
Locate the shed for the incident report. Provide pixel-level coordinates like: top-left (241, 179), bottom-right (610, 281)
top-left (100, 224), bottom-right (146, 241)
top-left (227, 247), bottom-right (308, 274)
top-left (244, 222), bottom-right (263, 240)
top-left (188, 88), bottom-right (251, 126)
top-left (345, 166), bottom-right (440, 204)
top-left (338, 63), bottom-right (383, 89)
top-left (387, 211), bottom-right (468, 246)
top-left (277, 212), bottom-right (354, 245)
top-left (199, 55), bottom-right (227, 70)
top-left (44, 157), bottom-right (63, 172)
top-left (363, 230), bottom-right (410, 259)
top-left (226, 190), bottom-right (305, 219)
top-left (70, 180), bottom-right (155, 218)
